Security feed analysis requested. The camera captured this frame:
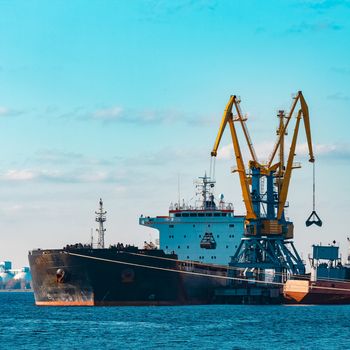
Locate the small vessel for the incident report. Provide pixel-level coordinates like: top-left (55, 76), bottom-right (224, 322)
top-left (283, 242), bottom-right (350, 304)
top-left (28, 176), bottom-right (245, 306)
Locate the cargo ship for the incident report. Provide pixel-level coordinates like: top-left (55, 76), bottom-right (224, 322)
top-left (29, 175), bottom-right (245, 306)
top-left (283, 243), bottom-right (350, 304)
top-left (29, 92), bottom-right (350, 305)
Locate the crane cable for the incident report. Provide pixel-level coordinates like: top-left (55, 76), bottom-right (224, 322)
top-left (306, 162), bottom-right (322, 227)
top-left (313, 161), bottom-right (316, 212)
top-left (209, 156), bottom-right (216, 181)
top-left (212, 156), bottom-right (216, 181)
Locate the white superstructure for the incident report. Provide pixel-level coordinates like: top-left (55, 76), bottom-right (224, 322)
top-left (139, 175), bottom-right (245, 265)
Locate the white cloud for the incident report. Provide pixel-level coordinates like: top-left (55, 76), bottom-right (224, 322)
top-left (216, 141), bottom-right (275, 162)
top-left (216, 141), bottom-right (350, 163)
top-left (0, 169), bottom-right (125, 184)
top-left (93, 106), bottom-right (124, 120)
top-left (78, 171), bottom-right (110, 182)
top-left (91, 105), bottom-right (213, 126)
top-left (327, 92), bottom-right (350, 101)
top-left (216, 144), bottom-right (232, 160)
top-left (0, 106), bottom-right (23, 117)
top-left (2, 170), bottom-right (37, 181)
top-left (0, 107), bottom-right (10, 116)
top-left (296, 142), bottom-right (337, 156)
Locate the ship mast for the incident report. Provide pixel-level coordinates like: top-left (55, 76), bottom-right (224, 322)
top-left (95, 198), bottom-right (107, 248)
top-left (197, 173), bottom-right (216, 210)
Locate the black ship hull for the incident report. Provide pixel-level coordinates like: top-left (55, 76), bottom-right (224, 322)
top-left (28, 247), bottom-right (228, 306)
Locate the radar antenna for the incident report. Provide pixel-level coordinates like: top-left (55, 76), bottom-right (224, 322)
top-left (195, 173), bottom-right (216, 210)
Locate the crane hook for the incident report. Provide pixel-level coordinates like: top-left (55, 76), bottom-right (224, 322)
top-left (306, 162), bottom-right (322, 227)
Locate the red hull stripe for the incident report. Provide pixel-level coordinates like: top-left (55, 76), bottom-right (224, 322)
top-left (35, 300), bottom-right (207, 306)
top-left (36, 301), bottom-right (94, 306)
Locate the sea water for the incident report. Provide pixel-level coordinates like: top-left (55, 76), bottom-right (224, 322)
top-left (0, 292), bottom-right (349, 350)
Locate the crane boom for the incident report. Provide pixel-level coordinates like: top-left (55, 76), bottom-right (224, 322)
top-left (267, 91), bottom-right (303, 168)
top-left (228, 118), bottom-right (256, 220)
top-left (299, 93), bottom-right (315, 163)
top-left (211, 96), bottom-right (235, 157)
top-left (211, 95), bottom-right (256, 219)
top-left (233, 98), bottom-right (259, 163)
top-left (277, 110), bottom-right (302, 219)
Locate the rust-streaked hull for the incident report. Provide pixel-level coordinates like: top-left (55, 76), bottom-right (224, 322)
top-left (28, 248), bottom-right (227, 306)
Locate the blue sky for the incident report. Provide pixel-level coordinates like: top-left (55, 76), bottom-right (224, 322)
top-left (0, 0), bottom-right (350, 267)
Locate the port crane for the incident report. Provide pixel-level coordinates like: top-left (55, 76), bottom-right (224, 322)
top-left (211, 92), bottom-right (321, 283)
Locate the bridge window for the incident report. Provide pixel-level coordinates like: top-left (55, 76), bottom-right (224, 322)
top-left (175, 213), bottom-right (181, 217)
top-left (214, 213), bottom-right (220, 217)
top-left (229, 224), bottom-right (234, 228)
top-left (222, 213), bottom-right (227, 217)
top-left (190, 213), bottom-right (197, 217)
top-left (205, 213), bottom-right (212, 217)
top-left (198, 213), bottom-right (205, 217)
top-left (187, 245), bottom-right (189, 249)
top-left (182, 213), bottom-right (189, 217)
top-left (169, 225), bottom-right (174, 228)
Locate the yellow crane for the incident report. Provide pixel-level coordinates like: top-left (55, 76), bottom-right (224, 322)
top-left (211, 91), bottom-right (321, 236)
top-left (211, 91), bottom-right (321, 281)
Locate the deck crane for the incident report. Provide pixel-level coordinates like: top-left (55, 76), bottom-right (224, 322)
top-left (210, 91), bottom-right (321, 284)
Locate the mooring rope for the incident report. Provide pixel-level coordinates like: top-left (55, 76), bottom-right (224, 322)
top-left (67, 251), bottom-right (350, 293)
top-left (123, 251), bottom-right (350, 284)
top-left (67, 251), bottom-right (283, 286)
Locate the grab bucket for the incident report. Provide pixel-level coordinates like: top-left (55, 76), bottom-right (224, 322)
top-left (305, 210), bottom-right (322, 227)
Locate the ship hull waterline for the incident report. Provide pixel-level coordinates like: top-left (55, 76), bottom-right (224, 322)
top-left (28, 248), bottom-right (228, 306)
